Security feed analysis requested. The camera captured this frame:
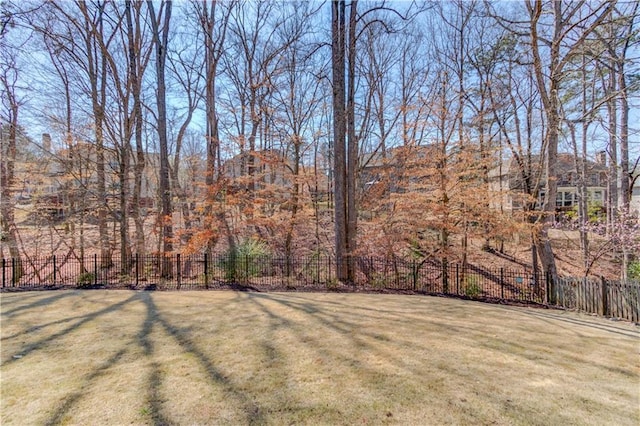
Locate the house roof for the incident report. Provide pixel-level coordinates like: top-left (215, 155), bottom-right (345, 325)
top-left (489, 153), bottom-right (608, 179)
top-left (361, 144), bottom-right (439, 170)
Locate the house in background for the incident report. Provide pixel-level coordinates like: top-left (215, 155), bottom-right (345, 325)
top-left (221, 148), bottom-right (331, 206)
top-left (359, 144), bottom-right (440, 196)
top-left (20, 134), bottom-right (159, 221)
top-left (489, 153), bottom-right (608, 217)
top-left (223, 149), bottom-right (292, 189)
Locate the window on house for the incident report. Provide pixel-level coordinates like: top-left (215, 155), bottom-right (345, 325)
top-left (556, 191), bottom-right (575, 207)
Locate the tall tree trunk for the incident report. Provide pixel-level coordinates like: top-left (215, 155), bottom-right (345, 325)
top-left (0, 85), bottom-right (23, 278)
top-left (118, 148), bottom-right (130, 271)
top-left (332, 0), bottom-right (348, 281)
top-left (148, 0), bottom-right (173, 274)
top-left (126, 0), bottom-right (146, 256)
top-left (607, 56), bottom-right (618, 232)
top-left (528, 0), bottom-right (560, 280)
top-left (79, 2), bottom-right (113, 268)
top-left (345, 0), bottom-right (358, 282)
top-left (569, 121), bottom-right (589, 274)
top-left (618, 54), bottom-right (630, 212)
top-left (285, 143), bottom-right (301, 276)
top-left (200, 0), bottom-right (229, 254)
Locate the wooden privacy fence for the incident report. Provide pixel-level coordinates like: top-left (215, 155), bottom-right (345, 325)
top-left (552, 277), bottom-right (640, 323)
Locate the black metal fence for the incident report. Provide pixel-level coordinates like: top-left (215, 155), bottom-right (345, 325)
top-left (1, 253), bottom-right (547, 302)
top-left (5, 253), bottom-right (640, 321)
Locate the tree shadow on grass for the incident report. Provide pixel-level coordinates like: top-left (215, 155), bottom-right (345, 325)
top-left (1, 314), bottom-right (88, 341)
top-left (248, 292), bottom-right (412, 351)
top-left (504, 306), bottom-right (640, 338)
top-left (244, 293), bottom-right (424, 396)
top-left (1, 292), bottom-right (145, 425)
top-left (0, 291), bottom-right (51, 307)
top-left (44, 348), bottom-right (129, 426)
top-left (137, 293), bottom-right (173, 426)
top-left (2, 293), bottom-right (140, 366)
top-left (1, 291), bottom-right (80, 318)
top-left (139, 292), bottom-right (266, 426)
top-left (251, 293), bottom-right (639, 424)
top-left (7, 291), bottom-right (173, 426)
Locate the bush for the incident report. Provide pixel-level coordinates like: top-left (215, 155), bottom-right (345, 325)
top-left (370, 272), bottom-right (388, 289)
top-left (221, 238), bottom-right (270, 281)
top-left (325, 278), bottom-right (339, 290)
top-left (566, 201), bottom-right (605, 223)
top-left (464, 277), bottom-right (481, 298)
top-left (77, 272), bottom-right (96, 288)
top-left (628, 261), bottom-right (640, 281)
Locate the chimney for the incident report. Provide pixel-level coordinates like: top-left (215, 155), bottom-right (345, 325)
top-left (595, 151), bottom-right (606, 166)
top-left (42, 133), bottom-right (52, 152)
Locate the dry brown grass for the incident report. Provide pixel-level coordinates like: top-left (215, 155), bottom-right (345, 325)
top-left (1, 290), bottom-right (638, 425)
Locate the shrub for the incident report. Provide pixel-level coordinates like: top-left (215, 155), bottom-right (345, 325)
top-left (566, 201), bottom-right (605, 223)
top-left (221, 238), bottom-right (270, 281)
top-left (77, 272), bottom-right (96, 288)
top-left (325, 278), bottom-right (339, 290)
top-left (464, 277), bottom-right (481, 298)
top-left (628, 261), bottom-right (640, 281)
top-left (370, 273), bottom-right (388, 289)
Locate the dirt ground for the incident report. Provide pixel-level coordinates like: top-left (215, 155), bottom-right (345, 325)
top-left (4, 206), bottom-right (627, 281)
top-left (2, 290), bottom-right (638, 425)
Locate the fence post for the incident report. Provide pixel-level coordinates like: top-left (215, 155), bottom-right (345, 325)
top-left (177, 254), bottom-right (181, 289)
top-left (545, 270), bottom-right (551, 304)
top-left (53, 255), bottom-right (57, 284)
top-left (500, 268), bottom-right (504, 299)
top-left (135, 254), bottom-right (139, 287)
top-left (443, 261), bottom-right (449, 294)
top-left (245, 254), bottom-right (249, 283)
top-left (2, 258), bottom-right (5, 288)
top-left (412, 259), bottom-right (417, 290)
top-left (94, 254), bottom-right (98, 286)
top-left (455, 264), bottom-right (459, 295)
top-left (204, 252), bottom-right (209, 289)
top-left (12, 257), bottom-right (16, 287)
top-left (600, 276), bottom-right (608, 317)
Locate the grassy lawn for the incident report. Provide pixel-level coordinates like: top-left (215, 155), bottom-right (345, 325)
top-left (1, 290), bottom-right (638, 425)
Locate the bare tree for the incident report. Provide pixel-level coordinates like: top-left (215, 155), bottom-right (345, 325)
top-left (192, 0), bottom-right (231, 254)
top-left (0, 32), bottom-right (24, 274)
top-left (332, 0), bottom-right (349, 281)
top-left (67, 1), bottom-right (115, 268)
top-left (165, 14), bottom-right (203, 246)
top-left (270, 1), bottom-right (324, 267)
top-left (147, 0), bottom-right (173, 268)
top-left (125, 0), bottom-right (152, 256)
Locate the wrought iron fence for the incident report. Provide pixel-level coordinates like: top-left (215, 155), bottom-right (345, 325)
top-left (3, 253), bottom-right (637, 321)
top-left (1, 253), bottom-right (546, 300)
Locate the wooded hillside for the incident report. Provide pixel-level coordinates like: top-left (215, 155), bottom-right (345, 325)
top-left (1, 1), bottom-right (638, 281)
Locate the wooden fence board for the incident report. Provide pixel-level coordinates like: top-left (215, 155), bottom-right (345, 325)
top-left (554, 277), bottom-right (639, 323)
